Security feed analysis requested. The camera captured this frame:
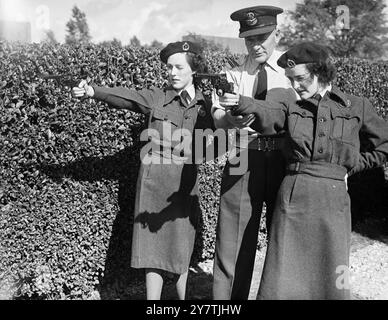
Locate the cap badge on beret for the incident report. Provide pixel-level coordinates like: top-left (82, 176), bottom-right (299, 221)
top-left (182, 42), bottom-right (190, 51)
top-left (287, 59), bottom-right (296, 68)
top-left (246, 12), bottom-right (257, 26)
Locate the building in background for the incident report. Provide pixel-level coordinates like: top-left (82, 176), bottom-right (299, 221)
top-left (182, 34), bottom-right (246, 54)
top-left (0, 20), bottom-right (31, 42)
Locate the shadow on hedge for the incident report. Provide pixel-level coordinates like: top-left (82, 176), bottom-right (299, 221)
top-left (40, 144), bottom-right (148, 299)
top-left (39, 145), bottom-right (210, 299)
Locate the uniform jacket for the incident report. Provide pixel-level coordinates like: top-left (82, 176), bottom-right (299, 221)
top-left (239, 86), bottom-right (388, 174)
top-left (93, 85), bottom-right (215, 163)
top-left (91, 84), bottom-right (215, 274)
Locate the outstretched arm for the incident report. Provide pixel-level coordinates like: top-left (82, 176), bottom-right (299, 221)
top-left (72, 80), bottom-right (156, 115)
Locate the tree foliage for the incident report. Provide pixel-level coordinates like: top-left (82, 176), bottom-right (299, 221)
top-left (129, 36), bottom-right (141, 47)
top-left (149, 39), bottom-right (164, 49)
top-left (280, 0), bottom-right (388, 59)
top-left (65, 6), bottom-right (92, 45)
top-left (43, 30), bottom-right (58, 44)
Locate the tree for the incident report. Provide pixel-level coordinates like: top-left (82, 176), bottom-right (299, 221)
top-left (149, 39), bottom-right (164, 49)
top-left (280, 0), bottom-right (388, 59)
top-left (43, 30), bottom-right (58, 44)
top-left (65, 6), bottom-right (91, 45)
top-left (129, 36), bottom-right (141, 47)
top-left (99, 38), bottom-right (122, 47)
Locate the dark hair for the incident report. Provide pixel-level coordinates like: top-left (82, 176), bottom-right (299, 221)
top-left (305, 58), bottom-right (336, 86)
top-left (186, 52), bottom-right (209, 73)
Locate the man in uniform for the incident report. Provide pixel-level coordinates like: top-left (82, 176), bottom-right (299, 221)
top-left (212, 5), bottom-right (295, 300)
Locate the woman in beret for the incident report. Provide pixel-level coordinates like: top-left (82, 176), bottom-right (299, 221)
top-left (72, 41), bottom-right (214, 299)
top-left (218, 42), bottom-right (388, 299)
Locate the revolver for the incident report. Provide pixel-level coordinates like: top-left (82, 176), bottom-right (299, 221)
top-left (193, 73), bottom-right (234, 97)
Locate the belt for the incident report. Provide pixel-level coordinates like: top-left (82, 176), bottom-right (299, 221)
top-left (247, 136), bottom-right (284, 151)
top-left (287, 161), bottom-right (347, 180)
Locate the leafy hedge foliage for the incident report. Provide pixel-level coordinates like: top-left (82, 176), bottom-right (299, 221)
top-left (0, 41), bottom-right (387, 299)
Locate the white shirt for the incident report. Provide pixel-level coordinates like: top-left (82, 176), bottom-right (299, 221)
top-left (212, 49), bottom-right (293, 132)
top-left (178, 84), bottom-right (195, 103)
top-left (318, 84), bottom-right (332, 98)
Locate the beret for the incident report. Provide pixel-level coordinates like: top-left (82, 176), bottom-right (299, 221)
top-left (160, 41), bottom-right (202, 63)
top-left (277, 42), bottom-right (330, 68)
top-left (230, 5), bottom-right (283, 38)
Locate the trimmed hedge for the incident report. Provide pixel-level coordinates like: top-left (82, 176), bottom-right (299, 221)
top-left (0, 41), bottom-right (387, 299)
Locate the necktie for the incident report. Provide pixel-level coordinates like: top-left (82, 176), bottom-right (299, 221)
top-left (311, 93), bottom-right (322, 103)
top-left (313, 93), bottom-right (322, 101)
top-left (254, 67), bottom-right (267, 100)
top-left (180, 90), bottom-right (191, 106)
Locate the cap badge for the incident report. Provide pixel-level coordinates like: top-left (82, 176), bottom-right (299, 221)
top-left (182, 42), bottom-right (190, 51)
top-left (246, 12), bottom-right (257, 26)
top-left (286, 59), bottom-right (296, 68)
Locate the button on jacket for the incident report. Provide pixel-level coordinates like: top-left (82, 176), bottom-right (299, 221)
top-left (93, 85), bottom-right (214, 274)
top-left (239, 86), bottom-right (388, 299)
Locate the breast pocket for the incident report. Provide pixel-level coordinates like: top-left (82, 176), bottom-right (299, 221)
top-left (288, 108), bottom-right (315, 140)
top-left (330, 108), bottom-right (361, 145)
top-left (150, 108), bottom-right (182, 143)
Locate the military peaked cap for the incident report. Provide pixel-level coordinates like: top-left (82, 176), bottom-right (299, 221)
top-left (277, 42), bottom-right (330, 68)
top-left (230, 5), bottom-right (283, 38)
top-left (160, 41), bottom-right (202, 63)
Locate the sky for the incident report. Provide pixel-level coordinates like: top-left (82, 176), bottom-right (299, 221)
top-left (0, 0), bottom-right (387, 45)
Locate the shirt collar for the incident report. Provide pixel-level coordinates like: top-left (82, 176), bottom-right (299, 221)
top-left (304, 84), bottom-right (350, 108)
top-left (246, 49), bottom-right (284, 73)
top-left (178, 84), bottom-right (195, 101)
top-left (265, 49), bottom-right (284, 73)
top-left (329, 85), bottom-right (351, 107)
top-left (318, 84), bottom-right (332, 98)
top-left (164, 84), bottom-right (203, 106)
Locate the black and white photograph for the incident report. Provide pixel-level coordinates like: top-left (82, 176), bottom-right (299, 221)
top-left (1, 0), bottom-right (388, 307)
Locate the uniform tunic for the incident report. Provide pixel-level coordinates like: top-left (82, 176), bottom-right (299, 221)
top-left (93, 85), bottom-right (214, 274)
top-left (239, 86), bottom-right (388, 299)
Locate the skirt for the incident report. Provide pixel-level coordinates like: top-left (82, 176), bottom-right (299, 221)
top-left (130, 155), bottom-right (200, 275)
top-left (257, 161), bottom-right (352, 300)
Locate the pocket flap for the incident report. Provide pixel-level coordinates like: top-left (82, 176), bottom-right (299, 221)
top-left (152, 108), bottom-right (181, 126)
top-left (289, 105), bottom-right (314, 118)
top-left (330, 107), bottom-right (360, 120)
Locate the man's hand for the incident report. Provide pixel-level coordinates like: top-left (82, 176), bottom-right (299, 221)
top-left (225, 110), bottom-right (255, 128)
top-left (218, 93), bottom-right (255, 127)
top-left (220, 92), bottom-right (260, 117)
top-left (72, 80), bottom-right (94, 98)
top-left (219, 92), bottom-right (240, 108)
